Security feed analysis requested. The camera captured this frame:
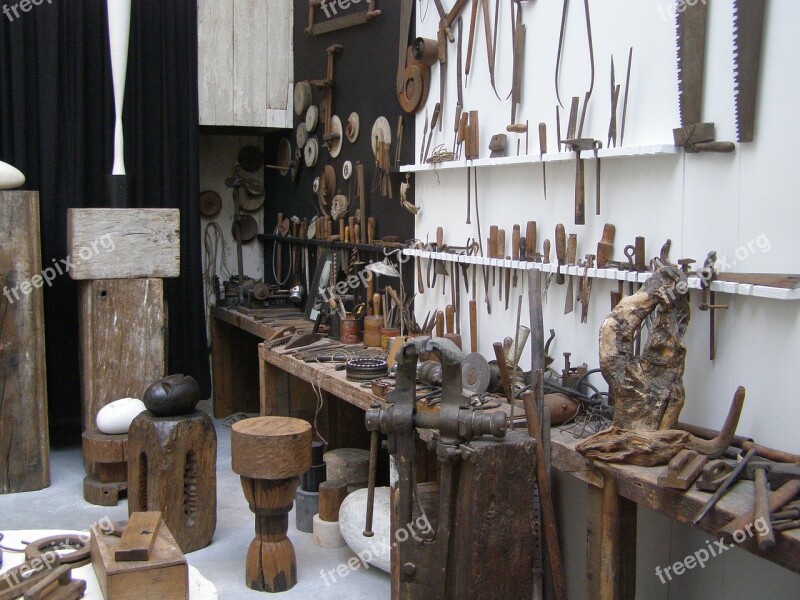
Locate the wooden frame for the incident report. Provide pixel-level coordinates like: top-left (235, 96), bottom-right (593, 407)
top-left (306, 0), bottom-right (381, 36)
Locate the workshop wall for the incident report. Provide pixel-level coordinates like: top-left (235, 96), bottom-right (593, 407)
top-left (411, 1), bottom-right (800, 598)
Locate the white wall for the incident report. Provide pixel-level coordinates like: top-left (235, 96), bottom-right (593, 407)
top-left (413, 1), bottom-right (800, 598)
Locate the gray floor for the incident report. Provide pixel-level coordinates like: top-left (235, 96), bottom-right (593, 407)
top-left (0, 415), bottom-right (390, 599)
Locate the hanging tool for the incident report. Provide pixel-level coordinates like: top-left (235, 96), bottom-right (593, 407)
top-left (607, 56), bottom-right (621, 148)
top-left (510, 1), bottom-right (525, 124)
top-left (512, 224), bottom-right (520, 292)
top-left (554, 0), bottom-right (595, 110)
top-left (674, 1), bottom-right (735, 153)
top-left (620, 47), bottom-right (633, 145)
top-left (564, 233), bottom-right (577, 315)
top-left (561, 137), bottom-right (597, 226)
top-left (489, 225), bottom-right (498, 289)
top-left (596, 223), bottom-right (615, 269)
top-left (554, 224), bottom-right (566, 285)
top-left (543, 239), bottom-right (552, 301)
top-left (733, 0), bottom-right (766, 143)
top-left (311, 44), bottom-right (344, 137)
top-left (505, 255), bottom-right (511, 311)
top-left (420, 108), bottom-right (429, 164)
top-left (497, 228), bottom-right (505, 303)
top-left (538, 123), bottom-right (547, 199)
top-left (579, 253), bottom-right (595, 324)
top-left (698, 251), bottom-right (728, 361)
top-left (423, 102), bottom-right (442, 163)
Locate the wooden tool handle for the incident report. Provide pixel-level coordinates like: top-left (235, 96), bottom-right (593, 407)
top-left (512, 225), bottom-right (520, 261)
top-left (543, 239), bottom-right (551, 263)
top-left (492, 342), bottom-right (514, 405)
top-left (566, 233), bottom-right (577, 265)
top-left (458, 112), bottom-right (469, 144)
top-left (454, 105), bottom-right (463, 132)
top-left (526, 221), bottom-right (536, 260)
top-left (489, 225), bottom-right (498, 259)
top-left (596, 242), bottom-right (613, 269)
top-left (367, 276), bottom-right (375, 315)
top-left (538, 122), bottom-right (547, 154)
top-left (469, 111), bottom-right (479, 159)
top-left (555, 224), bottom-right (566, 283)
top-left (469, 300), bottom-right (478, 352)
top-left (353, 223), bottom-right (360, 243)
top-left (436, 226), bottom-right (444, 250)
top-left (367, 217), bottom-right (376, 244)
top-left (372, 293), bottom-right (382, 317)
top-left (601, 222), bottom-right (616, 245)
top-left (276, 212), bottom-right (284, 233)
top-left (497, 229), bottom-right (505, 259)
top-left (634, 236), bottom-right (646, 272)
top-left (445, 304), bottom-right (455, 334)
top-left (435, 310), bottom-right (445, 338)
top-left (575, 156), bottom-right (585, 225)
top-left (339, 219), bottom-right (345, 241)
top-left (754, 468), bottom-right (776, 551)
top-left (693, 141), bottom-right (736, 153)
top-left (507, 123), bottom-right (528, 133)
top-left (386, 286), bottom-right (403, 313)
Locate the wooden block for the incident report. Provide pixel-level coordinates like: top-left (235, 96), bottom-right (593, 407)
top-left (231, 417), bottom-right (312, 480)
top-left (657, 449), bottom-right (708, 490)
top-left (67, 208), bottom-right (180, 279)
top-left (82, 430), bottom-right (128, 464)
top-left (323, 448), bottom-right (370, 486)
top-left (318, 480), bottom-right (348, 522)
top-left (115, 512), bottom-right (163, 562)
top-left (79, 279), bottom-right (166, 432)
top-left (0, 191), bottom-right (49, 494)
top-left (91, 521), bottom-right (188, 600)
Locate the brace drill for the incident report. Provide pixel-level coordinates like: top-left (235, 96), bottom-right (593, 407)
top-left (365, 337), bottom-right (508, 599)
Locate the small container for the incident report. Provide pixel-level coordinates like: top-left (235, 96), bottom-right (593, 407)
top-left (363, 316), bottom-right (383, 348)
top-left (341, 314), bottom-right (362, 344)
top-left (380, 327), bottom-right (400, 351)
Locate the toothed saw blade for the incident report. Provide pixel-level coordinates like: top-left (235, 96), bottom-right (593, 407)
top-left (676, 0), bottom-right (708, 127)
top-left (733, 0), bottom-right (766, 143)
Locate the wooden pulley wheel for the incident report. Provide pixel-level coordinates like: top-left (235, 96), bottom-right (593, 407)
top-left (319, 165), bottom-right (336, 205)
top-left (238, 145), bottom-right (264, 173)
top-left (398, 64), bottom-right (423, 114)
top-left (305, 104), bottom-right (319, 133)
top-left (304, 137), bottom-right (319, 167)
top-left (296, 122), bottom-right (309, 149)
top-left (346, 112), bottom-right (360, 143)
top-left (411, 37), bottom-right (439, 66)
top-left (371, 116), bottom-right (392, 158)
top-left (238, 178), bottom-right (265, 212)
top-left (199, 190), bottom-right (222, 217)
top-left (276, 137), bottom-right (291, 176)
top-left (342, 160), bottom-right (353, 180)
top-left (293, 80), bottom-right (312, 116)
top-left (232, 214), bottom-right (258, 243)
top-left (326, 115), bottom-right (343, 158)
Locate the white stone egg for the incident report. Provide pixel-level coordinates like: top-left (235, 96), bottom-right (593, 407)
top-left (96, 397), bottom-right (146, 434)
top-left (0, 161), bottom-right (25, 190)
top-left (339, 487), bottom-right (392, 573)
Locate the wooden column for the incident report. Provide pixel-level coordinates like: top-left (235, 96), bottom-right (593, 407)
top-left (0, 191), bottom-right (49, 493)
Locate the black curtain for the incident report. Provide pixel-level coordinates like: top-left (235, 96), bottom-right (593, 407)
top-left (0, 0), bottom-right (209, 434)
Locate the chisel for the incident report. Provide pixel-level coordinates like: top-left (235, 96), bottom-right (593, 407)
top-left (489, 225), bottom-right (498, 288)
top-left (497, 228), bottom-right (505, 302)
top-left (525, 221), bottom-right (537, 261)
top-left (564, 233), bottom-right (577, 314)
top-left (543, 238), bottom-right (552, 301)
top-left (555, 224), bottom-right (566, 284)
top-left (580, 253), bottom-right (595, 324)
top-left (512, 224), bottom-right (520, 291)
top-left (505, 255), bottom-right (511, 310)
top-left (538, 123), bottom-right (548, 199)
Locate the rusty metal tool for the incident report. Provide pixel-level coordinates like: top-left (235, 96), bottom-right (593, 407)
top-left (698, 251), bottom-right (728, 360)
top-left (674, 1), bottom-right (735, 153)
top-left (554, 224), bottom-right (566, 285)
top-left (510, 1), bottom-right (525, 124)
top-left (423, 102), bottom-right (442, 162)
top-left (489, 225), bottom-right (498, 288)
top-left (596, 223), bottom-right (615, 268)
top-left (512, 224), bottom-right (520, 291)
top-left (563, 233), bottom-right (577, 315)
top-left (505, 256), bottom-right (511, 311)
top-left (497, 228), bottom-right (505, 302)
top-left (566, 96), bottom-right (579, 141)
top-left (465, 0), bottom-right (480, 76)
top-left (607, 55), bottom-right (620, 148)
top-left (579, 253), bottom-right (595, 323)
top-left (721, 480), bottom-right (800, 543)
top-left (538, 123), bottom-right (547, 199)
top-left (592, 139), bottom-right (602, 215)
top-left (507, 122), bottom-right (528, 156)
top-left (555, 0), bottom-right (595, 112)
top-left (693, 447), bottom-right (757, 525)
top-left (561, 137), bottom-right (596, 225)
top-left (697, 459), bottom-right (735, 492)
top-left (620, 47), bottom-right (633, 145)
top-left (420, 107), bottom-right (429, 163)
top-left (493, 341), bottom-right (515, 424)
top-left (733, 0), bottom-right (766, 143)
top-left (753, 464), bottom-right (777, 551)
top-left (543, 239), bottom-right (552, 301)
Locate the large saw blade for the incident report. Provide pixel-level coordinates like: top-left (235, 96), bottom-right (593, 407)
top-left (676, 0), bottom-right (708, 127)
top-left (733, 0), bottom-right (767, 143)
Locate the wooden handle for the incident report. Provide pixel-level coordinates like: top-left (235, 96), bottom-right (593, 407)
top-left (543, 239), bottom-right (551, 263)
top-left (538, 122), bottom-right (547, 154)
top-left (526, 221), bottom-right (536, 260)
top-left (693, 141), bottom-right (736, 153)
top-left (754, 468), bottom-right (776, 551)
top-left (469, 300), bottom-right (478, 352)
top-left (469, 111), bottom-right (479, 159)
top-left (348, 217), bottom-right (356, 239)
top-left (458, 112), bottom-right (469, 144)
top-left (512, 225), bottom-right (520, 261)
top-left (344, 227), bottom-right (351, 243)
top-left (354, 224), bottom-right (361, 244)
top-left (445, 304), bottom-right (455, 334)
top-left (436, 226), bottom-right (444, 250)
top-left (575, 156), bottom-right (585, 225)
top-left (372, 293), bottom-right (382, 317)
top-left (488, 225), bottom-right (498, 259)
top-left (435, 310), bottom-right (445, 337)
top-left (634, 236), bottom-right (646, 272)
top-left (276, 212), bottom-right (284, 233)
top-left (493, 342), bottom-right (514, 405)
top-left (596, 242), bottom-right (613, 269)
top-left (566, 233), bottom-right (577, 265)
top-left (454, 105), bottom-right (463, 133)
top-left (555, 224), bottom-right (566, 283)
top-left (367, 217), bottom-right (376, 244)
top-left (497, 229), bottom-right (505, 260)
top-left (506, 123), bottom-right (528, 133)
top-left (386, 286), bottom-right (403, 313)
top-left (601, 222), bottom-right (616, 245)
top-left (339, 219), bottom-right (345, 241)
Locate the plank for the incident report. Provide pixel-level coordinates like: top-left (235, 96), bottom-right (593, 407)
top-left (265, 1), bottom-right (293, 127)
top-left (67, 208), bottom-right (180, 279)
top-left (115, 512), bottom-right (163, 562)
top-left (197, 0), bottom-right (234, 126)
top-left (233, 0), bottom-right (268, 128)
top-left (0, 191), bottom-right (49, 493)
top-left (79, 279), bottom-right (166, 431)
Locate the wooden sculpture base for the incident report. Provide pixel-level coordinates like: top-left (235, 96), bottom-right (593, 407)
top-left (82, 430), bottom-right (128, 506)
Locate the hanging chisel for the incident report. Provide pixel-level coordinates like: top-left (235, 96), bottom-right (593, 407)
top-left (596, 223), bottom-right (616, 268)
top-left (512, 224), bottom-right (520, 292)
top-left (505, 255), bottom-right (511, 311)
top-left (489, 225), bottom-right (498, 288)
top-left (423, 102), bottom-right (441, 163)
top-left (555, 224), bottom-right (566, 285)
top-left (526, 221), bottom-right (537, 262)
top-left (497, 228), bottom-right (505, 302)
top-left (580, 253), bottom-right (595, 324)
top-left (543, 238), bottom-right (552, 301)
top-left (538, 123), bottom-right (548, 199)
top-left (608, 56), bottom-right (621, 148)
top-left (564, 233), bottom-right (577, 314)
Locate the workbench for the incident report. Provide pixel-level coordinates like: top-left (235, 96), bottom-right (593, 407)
top-left (258, 341), bottom-right (800, 599)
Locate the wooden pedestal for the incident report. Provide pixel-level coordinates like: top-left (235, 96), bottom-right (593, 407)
top-left (0, 191), bottom-right (50, 494)
top-left (127, 410), bottom-right (217, 554)
top-left (82, 430), bottom-right (128, 506)
top-left (231, 417), bottom-right (312, 592)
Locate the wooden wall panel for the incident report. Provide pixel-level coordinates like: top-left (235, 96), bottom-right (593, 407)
top-left (0, 191), bottom-right (50, 493)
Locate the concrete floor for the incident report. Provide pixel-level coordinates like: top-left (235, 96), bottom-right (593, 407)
top-left (0, 416), bottom-right (390, 599)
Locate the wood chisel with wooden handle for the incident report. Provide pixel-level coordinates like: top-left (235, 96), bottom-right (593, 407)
top-left (596, 223), bottom-right (615, 268)
top-left (497, 228), bottom-right (505, 302)
top-left (423, 103), bottom-right (441, 163)
top-left (555, 224), bottom-right (566, 284)
top-left (526, 221), bottom-right (537, 261)
top-left (435, 309), bottom-right (444, 338)
top-left (564, 233), bottom-right (577, 314)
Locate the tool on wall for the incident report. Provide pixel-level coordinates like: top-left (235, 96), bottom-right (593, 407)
top-left (312, 44), bottom-right (344, 138)
top-left (554, 224), bottom-right (566, 285)
top-left (620, 47), bottom-right (633, 145)
top-left (579, 253), bottom-right (595, 323)
top-left (733, 0), bottom-right (766, 143)
top-left (673, 1), bottom-right (735, 153)
top-left (510, 0), bottom-right (525, 124)
top-left (538, 123), bottom-right (547, 199)
top-left (698, 251), bottom-right (728, 360)
top-left (306, 0), bottom-right (381, 36)
top-left (398, 0), bottom-right (431, 114)
top-left (561, 137), bottom-right (601, 225)
top-left (607, 56), bottom-right (621, 148)
top-left (563, 233), bottom-right (577, 315)
top-left (555, 0), bottom-right (595, 111)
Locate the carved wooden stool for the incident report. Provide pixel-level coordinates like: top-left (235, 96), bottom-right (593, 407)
top-left (82, 430), bottom-right (128, 506)
top-left (231, 417), bottom-right (312, 593)
top-left (127, 410), bottom-right (217, 554)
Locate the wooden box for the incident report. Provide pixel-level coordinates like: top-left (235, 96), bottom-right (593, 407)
top-left (90, 521), bottom-right (188, 600)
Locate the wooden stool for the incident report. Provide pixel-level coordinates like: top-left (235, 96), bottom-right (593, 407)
top-left (127, 410), bottom-right (217, 554)
top-left (82, 430), bottom-right (128, 506)
top-left (231, 417), bottom-right (312, 593)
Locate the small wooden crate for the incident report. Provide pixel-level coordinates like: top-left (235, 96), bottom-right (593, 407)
top-left (90, 521), bottom-right (188, 600)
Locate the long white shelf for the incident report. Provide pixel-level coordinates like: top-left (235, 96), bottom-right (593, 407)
top-left (402, 249), bottom-right (800, 301)
top-left (399, 144), bottom-right (680, 173)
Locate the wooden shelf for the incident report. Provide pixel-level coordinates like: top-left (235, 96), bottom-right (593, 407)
top-left (402, 249), bottom-right (800, 301)
top-left (398, 144), bottom-right (680, 173)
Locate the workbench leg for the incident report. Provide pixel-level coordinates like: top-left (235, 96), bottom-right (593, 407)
top-left (587, 472), bottom-right (637, 600)
top-left (260, 360), bottom-right (289, 416)
top-left (211, 314), bottom-right (234, 418)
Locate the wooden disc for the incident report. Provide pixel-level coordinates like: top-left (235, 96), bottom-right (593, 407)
top-left (231, 417), bottom-right (312, 480)
top-left (296, 122), bottom-right (309, 149)
top-left (305, 105), bottom-right (319, 133)
top-left (318, 480), bottom-right (349, 522)
top-left (346, 112), bottom-right (360, 143)
top-left (398, 64), bottom-right (423, 114)
top-left (293, 81), bottom-right (312, 116)
top-left (371, 116), bottom-right (392, 158)
top-left (304, 137), bottom-right (318, 167)
top-left (232, 214), bottom-right (258, 243)
top-left (239, 178), bottom-right (265, 212)
top-left (328, 115), bottom-right (343, 158)
top-left (82, 429), bottom-right (128, 463)
top-left (199, 190), bottom-right (222, 217)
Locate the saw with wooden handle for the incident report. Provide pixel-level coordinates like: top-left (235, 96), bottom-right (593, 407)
top-left (733, 0), bottom-right (766, 143)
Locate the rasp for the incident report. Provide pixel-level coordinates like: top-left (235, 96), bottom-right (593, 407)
top-left (733, 0), bottom-right (766, 143)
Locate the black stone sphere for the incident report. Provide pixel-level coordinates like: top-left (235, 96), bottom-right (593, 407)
top-left (143, 374), bottom-right (201, 417)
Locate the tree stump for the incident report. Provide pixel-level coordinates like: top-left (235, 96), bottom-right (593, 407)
top-left (127, 410), bottom-right (217, 554)
top-left (231, 417), bottom-right (312, 592)
top-left (82, 429), bottom-right (128, 506)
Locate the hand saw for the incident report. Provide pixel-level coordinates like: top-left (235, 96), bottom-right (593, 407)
top-left (733, 0), bottom-right (766, 143)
